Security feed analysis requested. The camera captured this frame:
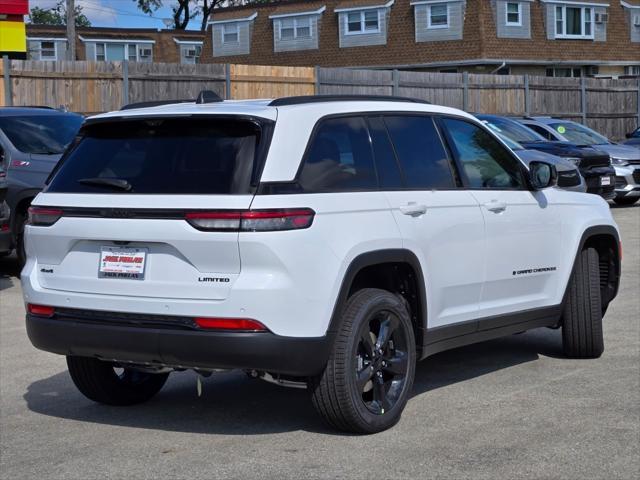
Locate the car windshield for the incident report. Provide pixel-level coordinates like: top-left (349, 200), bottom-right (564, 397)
top-left (478, 116), bottom-right (545, 143)
top-left (549, 122), bottom-right (610, 146)
top-left (0, 114), bottom-right (83, 154)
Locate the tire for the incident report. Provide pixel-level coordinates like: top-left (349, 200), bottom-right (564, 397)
top-left (309, 288), bottom-right (416, 434)
top-left (562, 248), bottom-right (604, 358)
top-left (15, 210), bottom-right (27, 269)
top-left (613, 197), bottom-right (639, 206)
top-left (67, 356), bottom-right (169, 406)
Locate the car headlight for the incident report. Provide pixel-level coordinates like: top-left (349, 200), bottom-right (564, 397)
top-left (611, 157), bottom-right (629, 166)
top-left (564, 157), bottom-right (582, 166)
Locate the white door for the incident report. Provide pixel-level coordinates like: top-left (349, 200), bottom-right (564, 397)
top-left (368, 115), bottom-right (486, 329)
top-left (440, 117), bottom-right (562, 319)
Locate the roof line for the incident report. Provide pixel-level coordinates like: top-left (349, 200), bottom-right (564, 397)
top-left (269, 6), bottom-right (327, 20)
top-left (208, 12), bottom-right (258, 25)
top-left (335, 1), bottom-right (395, 13)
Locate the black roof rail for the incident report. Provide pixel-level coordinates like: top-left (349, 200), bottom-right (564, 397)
top-left (196, 90), bottom-right (223, 104)
top-left (120, 99), bottom-right (194, 111)
top-left (269, 95), bottom-right (431, 107)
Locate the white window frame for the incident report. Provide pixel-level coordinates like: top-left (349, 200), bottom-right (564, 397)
top-left (179, 43), bottom-right (203, 63)
top-left (554, 5), bottom-right (595, 39)
top-left (546, 66), bottom-right (583, 78)
top-left (505, 2), bottom-right (522, 27)
top-left (279, 16), bottom-right (312, 41)
top-left (92, 42), bottom-right (150, 62)
top-left (39, 40), bottom-right (58, 61)
top-left (427, 3), bottom-right (450, 29)
top-left (222, 23), bottom-right (240, 44)
top-left (344, 10), bottom-right (382, 35)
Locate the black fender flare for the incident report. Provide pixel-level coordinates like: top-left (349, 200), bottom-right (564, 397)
top-left (325, 249), bottom-right (428, 336)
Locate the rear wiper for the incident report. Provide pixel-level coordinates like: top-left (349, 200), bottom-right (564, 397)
top-left (78, 177), bottom-right (132, 192)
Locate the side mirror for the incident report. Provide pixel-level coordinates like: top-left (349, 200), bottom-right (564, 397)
top-left (529, 161), bottom-right (557, 190)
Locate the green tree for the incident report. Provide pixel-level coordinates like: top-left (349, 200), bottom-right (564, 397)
top-left (29, 1), bottom-right (91, 27)
top-left (134, 1), bottom-right (275, 31)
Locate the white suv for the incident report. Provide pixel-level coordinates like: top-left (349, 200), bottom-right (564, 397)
top-left (22, 95), bottom-right (621, 433)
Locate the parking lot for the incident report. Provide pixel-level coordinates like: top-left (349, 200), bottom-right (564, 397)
top-left (0, 204), bottom-right (637, 480)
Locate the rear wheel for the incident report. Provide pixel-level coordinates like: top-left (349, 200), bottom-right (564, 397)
top-left (562, 248), bottom-right (604, 358)
top-left (310, 288), bottom-right (416, 434)
top-left (67, 356), bottom-right (169, 406)
top-left (613, 197), bottom-right (639, 206)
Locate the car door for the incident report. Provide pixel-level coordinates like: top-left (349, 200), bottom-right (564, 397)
top-left (369, 115), bottom-right (486, 330)
top-left (439, 117), bottom-right (563, 320)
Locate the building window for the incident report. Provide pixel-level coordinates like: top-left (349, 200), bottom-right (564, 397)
top-left (95, 43), bottom-right (105, 61)
top-left (346, 10), bottom-right (380, 35)
top-left (128, 44), bottom-right (137, 61)
top-left (40, 41), bottom-right (57, 60)
top-left (555, 5), bottom-right (594, 39)
top-left (181, 44), bottom-right (202, 64)
top-left (427, 3), bottom-right (449, 29)
top-left (505, 2), bottom-right (521, 26)
top-left (546, 67), bottom-right (582, 78)
top-left (279, 17), bottom-right (311, 40)
top-left (624, 66), bottom-right (640, 76)
top-left (222, 23), bottom-right (239, 44)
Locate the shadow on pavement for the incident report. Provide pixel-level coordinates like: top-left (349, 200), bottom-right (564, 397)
top-left (0, 253), bottom-right (19, 291)
top-left (23, 326), bottom-right (563, 436)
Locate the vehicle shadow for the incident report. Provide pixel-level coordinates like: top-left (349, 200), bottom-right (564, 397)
top-left (0, 253), bottom-right (19, 291)
top-left (23, 327), bottom-right (563, 436)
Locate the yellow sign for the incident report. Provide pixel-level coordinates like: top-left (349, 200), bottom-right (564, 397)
top-left (0, 21), bottom-right (27, 53)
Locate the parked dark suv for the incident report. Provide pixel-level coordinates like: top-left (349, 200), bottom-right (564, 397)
top-left (0, 107), bottom-right (83, 264)
top-left (476, 114), bottom-right (615, 199)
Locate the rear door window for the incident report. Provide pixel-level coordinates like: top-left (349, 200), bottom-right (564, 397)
top-left (383, 115), bottom-right (455, 189)
top-left (46, 117), bottom-right (265, 194)
top-left (298, 116), bottom-right (377, 192)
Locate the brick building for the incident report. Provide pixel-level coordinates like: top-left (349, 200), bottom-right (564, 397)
top-left (202, 0), bottom-right (640, 77)
top-left (25, 25), bottom-right (205, 64)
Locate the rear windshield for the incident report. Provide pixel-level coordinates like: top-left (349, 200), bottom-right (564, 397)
top-left (46, 117), bottom-right (264, 194)
top-left (0, 114), bottom-right (83, 154)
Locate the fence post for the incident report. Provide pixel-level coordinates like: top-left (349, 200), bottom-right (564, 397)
top-left (392, 69), bottom-right (399, 96)
top-left (462, 71), bottom-right (469, 111)
top-left (225, 63), bottom-right (231, 100)
top-left (524, 74), bottom-right (530, 116)
top-left (580, 76), bottom-right (587, 124)
top-left (2, 55), bottom-right (12, 107)
top-left (122, 60), bottom-right (129, 106)
top-left (637, 77), bottom-right (640, 126)
top-left (314, 65), bottom-right (320, 94)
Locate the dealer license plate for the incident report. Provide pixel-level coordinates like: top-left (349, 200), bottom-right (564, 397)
top-left (99, 246), bottom-right (147, 280)
top-left (600, 176), bottom-right (612, 186)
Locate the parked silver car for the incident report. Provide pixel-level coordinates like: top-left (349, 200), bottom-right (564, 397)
top-left (517, 117), bottom-right (640, 205)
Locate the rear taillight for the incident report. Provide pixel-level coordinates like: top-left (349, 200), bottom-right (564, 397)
top-left (27, 304), bottom-right (55, 318)
top-left (194, 317), bottom-right (268, 332)
top-left (185, 209), bottom-right (315, 232)
top-left (27, 207), bottom-right (63, 226)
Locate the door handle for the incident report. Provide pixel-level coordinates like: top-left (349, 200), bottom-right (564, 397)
top-left (399, 203), bottom-right (427, 217)
top-left (483, 200), bottom-right (507, 213)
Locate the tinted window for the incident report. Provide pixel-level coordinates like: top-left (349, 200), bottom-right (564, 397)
top-left (47, 118), bottom-right (263, 194)
top-left (367, 117), bottom-right (402, 189)
top-left (0, 114), bottom-right (82, 154)
top-left (299, 117), bottom-right (377, 192)
top-left (383, 115), bottom-right (454, 189)
top-left (526, 123), bottom-right (555, 141)
top-left (441, 118), bottom-right (525, 189)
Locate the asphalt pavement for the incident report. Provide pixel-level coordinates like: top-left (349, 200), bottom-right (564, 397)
top-left (1, 204), bottom-right (638, 480)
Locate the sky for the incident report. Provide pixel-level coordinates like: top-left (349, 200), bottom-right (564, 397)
top-left (28, 0), bottom-right (207, 30)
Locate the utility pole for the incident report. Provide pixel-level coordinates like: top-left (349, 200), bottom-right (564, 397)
top-left (66, 0), bottom-right (76, 61)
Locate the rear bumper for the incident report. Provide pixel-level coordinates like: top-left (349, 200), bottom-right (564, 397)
top-left (26, 313), bottom-right (331, 377)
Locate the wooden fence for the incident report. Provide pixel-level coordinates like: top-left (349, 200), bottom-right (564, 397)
top-left (1, 58), bottom-right (639, 140)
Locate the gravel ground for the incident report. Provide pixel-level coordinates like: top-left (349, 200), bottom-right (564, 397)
top-left (1, 204), bottom-right (638, 480)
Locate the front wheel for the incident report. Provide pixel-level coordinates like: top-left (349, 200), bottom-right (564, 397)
top-left (562, 248), bottom-right (604, 358)
top-left (310, 288), bottom-right (416, 434)
top-left (67, 356), bottom-right (169, 406)
top-left (613, 197), bottom-right (639, 206)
